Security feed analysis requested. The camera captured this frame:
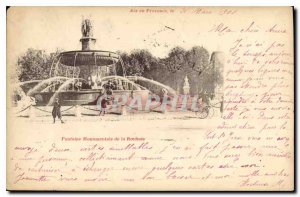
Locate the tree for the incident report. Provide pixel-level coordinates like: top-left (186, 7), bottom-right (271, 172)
top-left (185, 46), bottom-right (210, 75)
top-left (118, 49), bottom-right (158, 77)
top-left (17, 48), bottom-right (62, 82)
top-left (185, 46), bottom-right (210, 95)
top-left (166, 47), bottom-right (186, 73)
top-left (198, 51), bottom-right (225, 101)
top-left (117, 46), bottom-right (219, 97)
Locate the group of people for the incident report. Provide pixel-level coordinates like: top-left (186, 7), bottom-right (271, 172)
top-left (52, 91), bottom-right (110, 124)
top-left (52, 79), bottom-right (117, 123)
top-left (73, 77), bottom-right (124, 91)
top-left (74, 77), bottom-right (96, 90)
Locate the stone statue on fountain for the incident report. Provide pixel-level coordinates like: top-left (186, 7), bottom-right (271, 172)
top-left (81, 18), bottom-right (93, 38)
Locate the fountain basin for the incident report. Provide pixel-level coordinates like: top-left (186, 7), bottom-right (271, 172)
top-left (31, 89), bottom-right (150, 106)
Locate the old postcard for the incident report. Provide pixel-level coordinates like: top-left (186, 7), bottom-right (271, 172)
top-left (6, 7), bottom-right (294, 191)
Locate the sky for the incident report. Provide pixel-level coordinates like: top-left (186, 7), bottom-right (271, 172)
top-left (6, 6), bottom-right (227, 67)
top-left (7, 6), bottom-right (292, 67)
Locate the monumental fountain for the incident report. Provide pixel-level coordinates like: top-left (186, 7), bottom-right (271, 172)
top-left (21, 18), bottom-right (176, 109)
top-left (12, 18), bottom-right (223, 117)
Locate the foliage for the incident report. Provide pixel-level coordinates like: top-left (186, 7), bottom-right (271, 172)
top-left (117, 46), bottom-right (222, 98)
top-left (118, 49), bottom-right (158, 77)
top-left (166, 47), bottom-right (186, 73)
top-left (186, 46), bottom-right (210, 75)
top-left (17, 48), bottom-right (62, 82)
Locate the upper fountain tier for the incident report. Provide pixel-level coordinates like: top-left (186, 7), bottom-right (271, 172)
top-left (55, 18), bottom-right (122, 67)
top-left (49, 18), bottom-right (124, 78)
top-left (58, 50), bottom-right (120, 67)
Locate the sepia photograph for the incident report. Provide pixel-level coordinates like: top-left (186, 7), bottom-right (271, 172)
top-left (6, 6), bottom-right (294, 191)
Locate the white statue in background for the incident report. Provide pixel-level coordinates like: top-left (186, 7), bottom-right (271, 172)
top-left (183, 75), bottom-right (190, 95)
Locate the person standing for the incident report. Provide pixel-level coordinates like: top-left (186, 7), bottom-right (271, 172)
top-left (99, 93), bottom-right (108, 116)
top-left (52, 98), bottom-right (64, 123)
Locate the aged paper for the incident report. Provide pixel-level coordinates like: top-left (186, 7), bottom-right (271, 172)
top-left (6, 7), bottom-right (294, 191)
